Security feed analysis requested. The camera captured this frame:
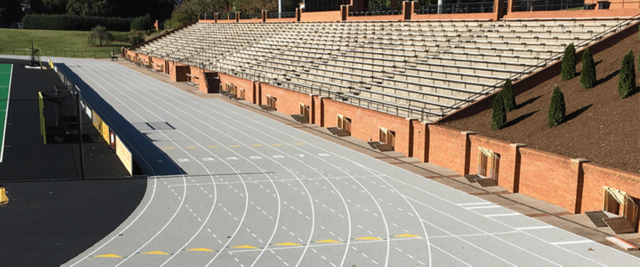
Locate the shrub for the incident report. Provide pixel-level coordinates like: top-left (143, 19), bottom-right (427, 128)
top-left (502, 78), bottom-right (516, 111)
top-left (548, 87), bottom-right (566, 127)
top-left (561, 43), bottom-right (576, 81)
top-left (21, 14), bottom-right (133, 31)
top-left (580, 48), bottom-right (596, 89)
top-left (618, 50), bottom-right (636, 98)
top-left (87, 25), bottom-right (114, 46)
top-left (131, 13), bottom-right (154, 31)
top-left (491, 92), bottom-right (507, 130)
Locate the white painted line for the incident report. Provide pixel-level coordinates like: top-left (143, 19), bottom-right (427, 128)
top-left (485, 213), bottom-right (521, 217)
top-left (551, 240), bottom-right (594, 246)
top-left (0, 64), bottom-right (13, 163)
top-left (515, 226), bottom-right (555, 231)
top-left (466, 205), bottom-right (501, 210)
top-left (457, 202), bottom-right (491, 206)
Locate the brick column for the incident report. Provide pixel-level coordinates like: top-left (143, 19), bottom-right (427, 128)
top-left (461, 131), bottom-right (476, 175)
top-left (494, 0), bottom-right (505, 20)
top-left (571, 158), bottom-right (590, 214)
top-left (214, 13), bottom-right (219, 23)
top-left (507, 0), bottom-right (518, 14)
top-left (262, 10), bottom-right (267, 22)
top-left (236, 12), bottom-right (240, 23)
top-left (340, 5), bottom-right (348, 21)
top-left (506, 143), bottom-right (526, 193)
top-left (403, 1), bottom-right (413, 21)
top-left (295, 8), bottom-right (301, 22)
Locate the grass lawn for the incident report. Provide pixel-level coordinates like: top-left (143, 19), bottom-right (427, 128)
top-left (0, 28), bottom-right (130, 58)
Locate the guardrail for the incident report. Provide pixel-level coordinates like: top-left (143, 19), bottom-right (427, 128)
top-left (0, 48), bottom-right (117, 58)
top-left (349, 6), bottom-right (403, 16)
top-left (240, 13), bottom-right (262, 19)
top-left (268, 12), bottom-right (296, 18)
top-left (445, 15), bottom-right (640, 117)
top-left (208, 64), bottom-right (445, 121)
top-left (416, 2), bottom-right (495, 14)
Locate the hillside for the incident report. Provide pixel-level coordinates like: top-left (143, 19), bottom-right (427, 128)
top-left (0, 28), bottom-right (129, 58)
top-left (442, 31), bottom-right (640, 174)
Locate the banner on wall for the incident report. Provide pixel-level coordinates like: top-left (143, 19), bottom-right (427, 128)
top-left (115, 135), bottom-right (133, 175)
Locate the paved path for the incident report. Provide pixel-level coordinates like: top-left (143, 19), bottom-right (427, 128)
top-left (49, 58), bottom-right (640, 266)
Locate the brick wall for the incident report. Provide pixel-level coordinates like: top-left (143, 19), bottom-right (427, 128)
top-left (261, 83), bottom-right (313, 116)
top-left (518, 147), bottom-right (580, 212)
top-left (410, 120), bottom-right (428, 162)
top-left (582, 163), bottom-right (640, 219)
top-left (300, 11), bottom-right (342, 22)
top-left (323, 99), bottom-right (411, 156)
top-left (219, 73), bottom-right (254, 100)
top-left (427, 125), bottom-right (467, 175)
top-left (468, 134), bottom-right (518, 192)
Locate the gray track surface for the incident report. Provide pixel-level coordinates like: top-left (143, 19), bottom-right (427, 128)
top-left (42, 58), bottom-right (639, 267)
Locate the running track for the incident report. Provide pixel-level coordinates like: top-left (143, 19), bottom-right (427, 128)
top-left (34, 58), bottom-right (640, 267)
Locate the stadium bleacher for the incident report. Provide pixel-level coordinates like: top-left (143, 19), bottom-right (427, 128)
top-left (135, 18), bottom-right (631, 121)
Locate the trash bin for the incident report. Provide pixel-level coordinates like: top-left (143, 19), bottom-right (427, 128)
top-left (598, 1), bottom-right (611, 10)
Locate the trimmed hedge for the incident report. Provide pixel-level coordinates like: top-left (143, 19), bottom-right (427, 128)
top-left (618, 50), bottom-right (636, 98)
top-left (502, 78), bottom-right (516, 112)
top-left (131, 14), bottom-right (154, 31)
top-left (548, 87), bottom-right (565, 127)
top-left (491, 91), bottom-right (507, 130)
top-left (580, 47), bottom-right (596, 89)
top-left (22, 14), bottom-right (134, 31)
top-left (561, 43), bottom-right (576, 81)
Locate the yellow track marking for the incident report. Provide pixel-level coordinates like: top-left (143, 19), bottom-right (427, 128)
top-left (356, 236), bottom-right (382, 241)
top-left (187, 248), bottom-right (215, 252)
top-left (232, 245), bottom-right (258, 249)
top-left (162, 147), bottom-right (175, 150)
top-left (316, 239), bottom-right (341, 243)
top-left (93, 254), bottom-right (123, 258)
top-left (251, 144), bottom-right (263, 147)
top-left (275, 242), bottom-right (302, 246)
top-left (141, 251), bottom-right (169, 255)
top-left (395, 233), bottom-right (420, 238)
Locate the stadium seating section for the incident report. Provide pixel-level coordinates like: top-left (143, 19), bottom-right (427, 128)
top-left (135, 19), bottom-right (630, 121)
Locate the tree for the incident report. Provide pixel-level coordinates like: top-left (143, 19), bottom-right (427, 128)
top-left (166, 0), bottom-right (232, 28)
top-left (235, 0), bottom-right (276, 14)
top-left (561, 43), bottom-right (576, 81)
top-left (502, 78), bottom-right (515, 112)
top-left (618, 50), bottom-right (636, 98)
top-left (0, 0), bottom-right (24, 27)
top-left (548, 87), bottom-right (565, 127)
top-left (87, 25), bottom-right (114, 46)
top-left (491, 92), bottom-right (506, 130)
top-left (66, 0), bottom-right (112, 16)
top-left (580, 47), bottom-right (596, 89)
top-left (131, 13), bottom-right (154, 30)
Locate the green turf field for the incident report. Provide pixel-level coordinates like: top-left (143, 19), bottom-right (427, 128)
top-left (0, 28), bottom-right (130, 58)
top-left (0, 64), bottom-right (12, 162)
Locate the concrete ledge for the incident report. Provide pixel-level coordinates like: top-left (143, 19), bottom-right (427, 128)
top-left (606, 236), bottom-right (640, 251)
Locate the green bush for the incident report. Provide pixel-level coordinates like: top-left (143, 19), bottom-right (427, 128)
top-left (502, 78), bottom-right (516, 112)
top-left (618, 50), bottom-right (636, 98)
top-left (580, 48), bottom-right (596, 89)
top-left (491, 92), bottom-right (507, 130)
top-left (21, 14), bottom-right (133, 31)
top-left (561, 43), bottom-right (576, 81)
top-left (131, 13), bottom-right (154, 31)
top-left (548, 87), bottom-right (566, 127)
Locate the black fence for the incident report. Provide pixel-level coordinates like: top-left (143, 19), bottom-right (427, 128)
top-left (240, 13), bottom-right (262, 19)
top-left (304, 0), bottom-right (349, 12)
top-left (350, 6), bottom-right (403, 16)
top-left (203, 14), bottom-right (214, 20)
top-left (0, 48), bottom-right (117, 58)
top-left (227, 13), bottom-right (236, 20)
top-left (514, 0), bottom-right (587, 11)
top-left (268, 12), bottom-right (296, 19)
top-left (416, 2), bottom-right (495, 14)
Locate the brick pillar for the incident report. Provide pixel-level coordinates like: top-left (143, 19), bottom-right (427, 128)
top-left (505, 143), bottom-right (526, 193)
top-left (462, 131), bottom-right (476, 175)
top-left (295, 8), bottom-right (301, 22)
top-left (262, 10), bottom-right (267, 22)
top-left (403, 1), bottom-right (413, 21)
top-left (571, 158), bottom-right (590, 214)
top-left (340, 5), bottom-right (348, 21)
top-left (257, 82), bottom-right (262, 106)
top-left (494, 0), bottom-right (505, 20)
top-left (318, 97), bottom-right (328, 127)
top-left (214, 13), bottom-right (219, 23)
top-left (236, 12), bottom-right (240, 22)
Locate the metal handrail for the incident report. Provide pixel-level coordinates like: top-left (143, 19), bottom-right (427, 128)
top-left (416, 2), bottom-right (495, 14)
top-left (444, 15), bottom-right (640, 117)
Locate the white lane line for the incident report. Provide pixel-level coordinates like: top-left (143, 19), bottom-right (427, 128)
top-left (0, 64), bottom-right (13, 163)
top-left (70, 64), bottom-right (196, 267)
top-left (485, 213), bottom-right (521, 217)
top-left (81, 63), bottom-right (246, 267)
top-left (551, 240), bottom-right (594, 246)
top-left (516, 226), bottom-right (555, 231)
top-left (457, 202), bottom-right (491, 206)
top-left (102, 64), bottom-right (323, 267)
